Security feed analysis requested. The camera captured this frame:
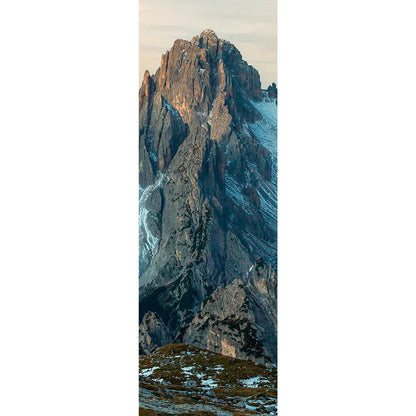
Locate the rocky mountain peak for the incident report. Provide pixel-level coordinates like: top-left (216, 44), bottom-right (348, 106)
top-left (141, 69), bottom-right (153, 99)
top-left (139, 30), bottom-right (277, 364)
top-left (200, 28), bottom-right (218, 38)
top-left (191, 29), bottom-right (218, 48)
top-left (199, 28), bottom-right (218, 41)
top-left (267, 82), bottom-right (277, 99)
top-left (139, 30), bottom-right (262, 124)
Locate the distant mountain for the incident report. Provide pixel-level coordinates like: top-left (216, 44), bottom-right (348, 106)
top-left (139, 29), bottom-right (277, 364)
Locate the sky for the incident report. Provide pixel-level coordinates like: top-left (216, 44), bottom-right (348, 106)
top-left (139, 0), bottom-right (277, 88)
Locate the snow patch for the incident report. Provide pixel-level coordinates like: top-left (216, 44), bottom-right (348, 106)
top-left (200, 377), bottom-right (218, 389)
top-left (240, 376), bottom-right (268, 388)
top-left (139, 366), bottom-right (160, 377)
top-left (139, 174), bottom-right (165, 270)
top-left (182, 366), bottom-right (195, 376)
top-left (224, 172), bottom-right (253, 215)
top-left (249, 97), bottom-right (277, 155)
top-left (242, 230), bottom-right (276, 268)
top-left (245, 404), bottom-right (258, 411)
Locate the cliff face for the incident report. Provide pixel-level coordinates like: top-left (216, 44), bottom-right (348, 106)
top-left (139, 29), bottom-right (277, 363)
top-left (181, 261), bottom-right (277, 364)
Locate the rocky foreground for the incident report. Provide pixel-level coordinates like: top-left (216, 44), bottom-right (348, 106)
top-left (139, 344), bottom-right (277, 415)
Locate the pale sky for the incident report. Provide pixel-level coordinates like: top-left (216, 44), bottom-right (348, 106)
top-left (139, 0), bottom-right (277, 88)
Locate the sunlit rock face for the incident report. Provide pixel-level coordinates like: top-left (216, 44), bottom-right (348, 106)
top-left (139, 30), bottom-right (277, 364)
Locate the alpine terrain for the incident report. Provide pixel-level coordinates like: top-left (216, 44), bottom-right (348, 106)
top-left (139, 28), bottom-right (277, 380)
top-left (139, 344), bottom-right (277, 415)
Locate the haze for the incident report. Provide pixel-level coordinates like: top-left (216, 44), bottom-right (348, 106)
top-left (139, 0), bottom-right (277, 88)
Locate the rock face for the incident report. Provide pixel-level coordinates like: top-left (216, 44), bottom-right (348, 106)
top-left (180, 259), bottom-right (277, 364)
top-left (139, 311), bottom-right (173, 355)
top-left (139, 30), bottom-right (277, 363)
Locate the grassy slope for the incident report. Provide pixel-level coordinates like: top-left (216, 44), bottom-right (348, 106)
top-left (139, 344), bottom-right (277, 415)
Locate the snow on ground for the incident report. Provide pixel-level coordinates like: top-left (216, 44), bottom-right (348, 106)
top-left (257, 181), bottom-right (277, 227)
top-left (140, 367), bottom-right (160, 378)
top-left (242, 230), bottom-right (276, 269)
top-left (249, 97), bottom-right (277, 156)
top-left (240, 376), bottom-right (268, 388)
top-left (193, 372), bottom-right (219, 388)
top-left (152, 378), bottom-right (165, 384)
top-left (244, 158), bottom-right (277, 230)
top-left (200, 377), bottom-right (218, 389)
top-left (224, 171), bottom-right (256, 217)
top-left (224, 172), bottom-right (245, 206)
top-left (182, 366), bottom-right (195, 376)
top-left (245, 96), bottom-right (278, 230)
top-left (245, 404), bottom-right (258, 411)
top-left (224, 95), bottom-right (277, 266)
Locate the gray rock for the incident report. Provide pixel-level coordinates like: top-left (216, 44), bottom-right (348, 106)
top-left (139, 311), bottom-right (172, 354)
top-left (236, 400), bottom-right (246, 408)
top-left (205, 389), bottom-right (216, 397)
top-left (181, 271), bottom-right (277, 363)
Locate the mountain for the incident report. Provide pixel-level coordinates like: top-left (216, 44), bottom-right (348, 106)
top-left (139, 29), bottom-right (277, 364)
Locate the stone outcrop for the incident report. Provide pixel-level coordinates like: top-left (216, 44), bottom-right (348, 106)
top-left (267, 82), bottom-right (277, 100)
top-left (139, 311), bottom-right (173, 355)
top-left (180, 259), bottom-right (277, 364)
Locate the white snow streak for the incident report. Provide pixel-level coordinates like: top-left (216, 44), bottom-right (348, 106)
top-left (139, 366), bottom-right (160, 377)
top-left (139, 174), bottom-right (164, 266)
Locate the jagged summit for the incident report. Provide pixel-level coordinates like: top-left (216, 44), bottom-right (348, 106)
top-left (142, 30), bottom-right (276, 95)
top-left (200, 28), bottom-right (218, 39)
top-left (139, 29), bottom-right (263, 127)
top-left (191, 29), bottom-right (218, 44)
top-left (189, 29), bottom-right (229, 61)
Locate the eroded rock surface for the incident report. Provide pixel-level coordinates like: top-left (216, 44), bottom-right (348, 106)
top-left (181, 260), bottom-right (277, 364)
top-left (139, 311), bottom-right (173, 355)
